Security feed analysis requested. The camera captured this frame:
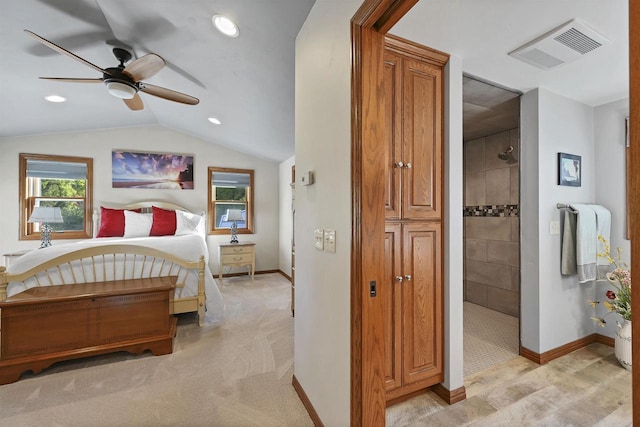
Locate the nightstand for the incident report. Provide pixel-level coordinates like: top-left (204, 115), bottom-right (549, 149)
top-left (218, 242), bottom-right (255, 282)
top-left (3, 250), bottom-right (32, 268)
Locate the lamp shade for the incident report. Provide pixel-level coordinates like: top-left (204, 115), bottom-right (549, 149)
top-left (28, 207), bottom-right (64, 224)
top-left (227, 209), bottom-right (244, 221)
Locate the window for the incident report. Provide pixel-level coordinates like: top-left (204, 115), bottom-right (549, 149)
top-left (208, 167), bottom-right (254, 235)
top-left (20, 153), bottom-right (93, 240)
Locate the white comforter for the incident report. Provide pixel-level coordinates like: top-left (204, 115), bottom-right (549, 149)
top-left (6, 235), bottom-right (224, 324)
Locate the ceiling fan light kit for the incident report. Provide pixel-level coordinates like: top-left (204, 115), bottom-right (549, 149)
top-left (25, 29), bottom-right (199, 111)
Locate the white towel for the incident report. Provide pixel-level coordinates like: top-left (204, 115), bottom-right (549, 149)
top-left (589, 204), bottom-right (612, 280)
top-left (568, 204), bottom-right (597, 283)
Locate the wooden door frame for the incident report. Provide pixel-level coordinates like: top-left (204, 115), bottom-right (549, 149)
top-left (352, 0), bottom-right (639, 425)
top-left (351, 1), bottom-right (419, 425)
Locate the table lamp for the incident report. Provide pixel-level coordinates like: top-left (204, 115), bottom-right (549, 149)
top-left (28, 207), bottom-right (63, 248)
top-left (227, 209), bottom-right (244, 244)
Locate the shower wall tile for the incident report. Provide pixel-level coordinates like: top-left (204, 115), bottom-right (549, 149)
top-left (466, 259), bottom-right (512, 290)
top-left (509, 128), bottom-right (520, 166)
top-left (465, 171), bottom-right (486, 206)
top-left (485, 130), bottom-right (511, 170)
top-left (465, 238), bottom-right (488, 262)
top-left (485, 168), bottom-right (511, 205)
top-left (464, 127), bottom-right (520, 314)
top-left (510, 166), bottom-right (519, 205)
top-left (465, 281), bottom-right (488, 306)
top-left (487, 287), bottom-right (519, 317)
top-left (511, 217), bottom-right (519, 242)
top-left (464, 138), bottom-right (485, 173)
top-left (465, 217), bottom-right (511, 241)
top-left (487, 241), bottom-right (519, 267)
top-left (511, 267), bottom-right (520, 292)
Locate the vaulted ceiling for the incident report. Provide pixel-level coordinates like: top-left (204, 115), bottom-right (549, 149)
top-left (0, 0), bottom-right (315, 162)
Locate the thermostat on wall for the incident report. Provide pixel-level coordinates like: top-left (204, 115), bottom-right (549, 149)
top-left (301, 171), bottom-right (315, 186)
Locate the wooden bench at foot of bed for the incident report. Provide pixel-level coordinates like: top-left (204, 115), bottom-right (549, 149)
top-left (0, 276), bottom-right (177, 385)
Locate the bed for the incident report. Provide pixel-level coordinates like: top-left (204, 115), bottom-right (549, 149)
top-left (0, 201), bottom-right (224, 326)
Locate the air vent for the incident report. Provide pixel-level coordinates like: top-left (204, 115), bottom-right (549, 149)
top-left (509, 19), bottom-right (610, 70)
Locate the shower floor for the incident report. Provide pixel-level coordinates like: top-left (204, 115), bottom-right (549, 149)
top-left (464, 301), bottom-right (519, 377)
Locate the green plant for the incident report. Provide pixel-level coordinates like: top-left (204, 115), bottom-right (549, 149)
top-left (590, 236), bottom-right (632, 326)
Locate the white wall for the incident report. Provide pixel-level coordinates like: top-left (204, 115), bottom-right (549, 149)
top-left (279, 155), bottom-right (295, 275)
top-left (0, 125), bottom-right (280, 274)
top-left (594, 97), bottom-right (630, 338)
top-left (443, 55), bottom-right (465, 391)
top-left (520, 89), bottom-right (541, 352)
top-left (521, 88), bottom-right (597, 353)
top-left (294, 0), bottom-right (359, 425)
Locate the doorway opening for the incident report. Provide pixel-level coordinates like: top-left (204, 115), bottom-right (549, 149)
top-left (462, 74), bottom-right (521, 376)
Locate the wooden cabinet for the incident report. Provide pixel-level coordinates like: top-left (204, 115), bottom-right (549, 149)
top-left (384, 223), bottom-right (443, 399)
top-left (384, 41), bottom-right (443, 221)
top-left (383, 35), bottom-right (447, 402)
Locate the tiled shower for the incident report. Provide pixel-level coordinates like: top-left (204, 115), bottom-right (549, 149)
top-left (463, 128), bottom-right (520, 318)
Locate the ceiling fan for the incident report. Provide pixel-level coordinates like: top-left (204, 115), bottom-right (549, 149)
top-left (25, 30), bottom-right (199, 111)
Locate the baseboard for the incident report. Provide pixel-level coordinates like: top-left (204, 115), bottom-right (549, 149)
top-left (594, 333), bottom-right (615, 347)
top-left (292, 375), bottom-right (324, 427)
top-left (217, 270), bottom-right (281, 278)
top-left (431, 383), bottom-right (467, 405)
top-left (278, 269), bottom-right (292, 281)
top-left (520, 333), bottom-right (615, 365)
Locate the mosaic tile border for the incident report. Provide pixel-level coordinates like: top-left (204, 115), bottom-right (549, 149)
top-left (463, 204), bottom-right (519, 217)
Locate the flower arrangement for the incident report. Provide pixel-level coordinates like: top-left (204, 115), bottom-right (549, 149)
top-left (589, 236), bottom-right (632, 327)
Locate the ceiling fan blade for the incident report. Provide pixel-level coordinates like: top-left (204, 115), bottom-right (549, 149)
top-left (122, 53), bottom-right (166, 81)
top-left (24, 30), bottom-right (111, 76)
top-left (123, 94), bottom-right (144, 111)
top-left (39, 77), bottom-right (103, 83)
top-left (139, 83), bottom-right (199, 105)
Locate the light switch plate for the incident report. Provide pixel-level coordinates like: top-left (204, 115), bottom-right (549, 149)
top-left (549, 220), bottom-right (561, 235)
top-left (324, 229), bottom-right (336, 253)
top-left (314, 229), bottom-right (324, 250)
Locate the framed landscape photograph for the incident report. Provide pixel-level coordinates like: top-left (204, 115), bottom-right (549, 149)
top-left (112, 151), bottom-right (194, 189)
top-left (558, 152), bottom-right (581, 187)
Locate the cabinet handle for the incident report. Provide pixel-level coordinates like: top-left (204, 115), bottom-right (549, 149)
top-left (404, 163), bottom-right (412, 169)
top-left (395, 276), bottom-right (403, 283)
top-left (394, 161), bottom-right (404, 168)
top-left (233, 257), bottom-right (242, 261)
top-left (404, 274), bottom-right (412, 281)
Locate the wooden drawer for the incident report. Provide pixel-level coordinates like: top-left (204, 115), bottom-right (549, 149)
top-left (222, 253), bottom-right (253, 264)
top-left (220, 245), bottom-right (252, 255)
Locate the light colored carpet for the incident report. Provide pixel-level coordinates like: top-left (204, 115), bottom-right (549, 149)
top-left (464, 301), bottom-right (519, 377)
top-left (0, 273), bottom-right (312, 427)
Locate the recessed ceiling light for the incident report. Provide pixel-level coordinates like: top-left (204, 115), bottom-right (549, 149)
top-left (44, 95), bottom-right (66, 103)
top-left (212, 15), bottom-right (239, 37)
top-left (208, 117), bottom-right (222, 125)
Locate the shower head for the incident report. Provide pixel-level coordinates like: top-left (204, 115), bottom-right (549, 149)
top-left (498, 145), bottom-right (516, 163)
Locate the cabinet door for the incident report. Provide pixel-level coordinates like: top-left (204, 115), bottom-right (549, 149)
top-left (384, 51), bottom-right (403, 220)
top-left (383, 223), bottom-right (402, 391)
top-left (401, 222), bottom-right (443, 385)
top-left (402, 58), bottom-right (442, 220)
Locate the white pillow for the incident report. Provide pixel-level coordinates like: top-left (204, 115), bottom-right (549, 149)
top-left (123, 210), bottom-right (153, 238)
top-left (175, 210), bottom-right (203, 236)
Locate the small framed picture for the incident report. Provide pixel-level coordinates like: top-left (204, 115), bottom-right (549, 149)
top-left (558, 152), bottom-right (581, 187)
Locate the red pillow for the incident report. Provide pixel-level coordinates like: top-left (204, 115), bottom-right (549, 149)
top-left (150, 206), bottom-right (177, 236)
top-left (97, 207), bottom-right (141, 237)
